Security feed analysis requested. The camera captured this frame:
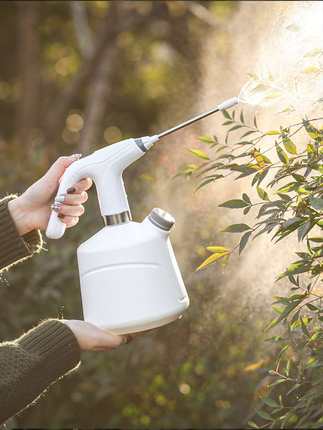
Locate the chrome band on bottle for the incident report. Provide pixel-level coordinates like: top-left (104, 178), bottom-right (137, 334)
top-left (104, 211), bottom-right (132, 226)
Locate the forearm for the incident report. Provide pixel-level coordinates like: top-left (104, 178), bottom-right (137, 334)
top-left (0, 319), bottom-right (80, 423)
top-left (0, 195), bottom-right (43, 272)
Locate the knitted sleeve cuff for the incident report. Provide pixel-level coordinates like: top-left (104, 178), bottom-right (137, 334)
top-left (0, 195), bottom-right (43, 271)
top-left (19, 319), bottom-right (81, 379)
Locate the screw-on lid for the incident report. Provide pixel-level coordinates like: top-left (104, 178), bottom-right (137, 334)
top-left (148, 208), bottom-right (175, 231)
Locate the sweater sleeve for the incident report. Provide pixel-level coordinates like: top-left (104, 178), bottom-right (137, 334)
top-left (0, 319), bottom-right (81, 423)
top-left (0, 195), bottom-right (43, 272)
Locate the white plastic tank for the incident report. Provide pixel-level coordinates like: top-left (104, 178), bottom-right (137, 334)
top-left (77, 208), bottom-right (190, 334)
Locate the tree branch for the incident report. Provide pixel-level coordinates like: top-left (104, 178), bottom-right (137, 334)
top-left (186, 2), bottom-right (219, 29)
top-left (79, 43), bottom-right (117, 152)
top-left (44, 3), bottom-right (147, 153)
top-left (70, 1), bottom-right (94, 59)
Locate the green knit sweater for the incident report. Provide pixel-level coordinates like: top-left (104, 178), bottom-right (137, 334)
top-left (0, 196), bottom-right (81, 423)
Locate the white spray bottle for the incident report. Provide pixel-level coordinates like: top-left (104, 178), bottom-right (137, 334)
top-left (46, 97), bottom-right (238, 334)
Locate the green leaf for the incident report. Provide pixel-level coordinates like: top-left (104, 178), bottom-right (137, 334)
top-left (309, 197), bottom-right (323, 211)
top-left (286, 383), bottom-right (302, 396)
top-left (278, 344), bottom-right (289, 358)
top-left (222, 109), bottom-right (231, 120)
top-left (247, 421), bottom-right (259, 429)
top-left (256, 186), bottom-right (270, 201)
top-left (219, 199), bottom-right (249, 209)
top-left (228, 125), bottom-right (242, 132)
top-left (262, 397), bottom-right (280, 408)
top-left (291, 173), bottom-right (305, 182)
top-left (239, 231), bottom-right (252, 255)
top-left (254, 115), bottom-right (258, 128)
top-left (304, 120), bottom-right (322, 140)
top-left (283, 137), bottom-right (297, 154)
top-left (198, 135), bottom-right (217, 145)
top-left (265, 301), bottom-right (300, 330)
top-left (222, 224), bottom-right (252, 233)
top-left (301, 316), bottom-right (311, 337)
top-left (195, 176), bottom-right (223, 191)
top-left (242, 193), bottom-right (251, 204)
top-left (297, 220), bottom-right (313, 241)
top-left (285, 359), bottom-right (291, 377)
top-left (306, 303), bottom-right (319, 311)
top-left (308, 237), bottom-right (323, 243)
top-left (277, 261), bottom-right (311, 280)
top-left (241, 130), bottom-right (257, 138)
top-left (276, 182), bottom-right (298, 194)
top-left (275, 142), bottom-right (289, 164)
top-left (188, 148), bottom-right (209, 160)
top-left (268, 378), bottom-right (288, 387)
top-left (256, 409), bottom-right (273, 421)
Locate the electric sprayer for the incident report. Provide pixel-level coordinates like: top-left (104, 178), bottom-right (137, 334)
top-left (46, 96), bottom-right (239, 334)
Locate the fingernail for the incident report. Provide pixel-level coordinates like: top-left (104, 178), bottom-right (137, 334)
top-left (55, 194), bottom-right (66, 203)
top-left (72, 153), bottom-right (82, 160)
top-left (67, 187), bottom-right (76, 194)
top-left (51, 202), bottom-right (62, 213)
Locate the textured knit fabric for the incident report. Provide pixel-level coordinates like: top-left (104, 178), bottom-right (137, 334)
top-left (0, 320), bottom-right (80, 423)
top-left (0, 195), bottom-right (43, 272)
top-left (0, 196), bottom-right (81, 423)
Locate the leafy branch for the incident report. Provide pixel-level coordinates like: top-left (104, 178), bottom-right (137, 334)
top-left (179, 107), bottom-right (323, 428)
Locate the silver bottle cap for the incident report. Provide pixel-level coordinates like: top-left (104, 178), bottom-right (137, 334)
top-left (148, 208), bottom-right (175, 231)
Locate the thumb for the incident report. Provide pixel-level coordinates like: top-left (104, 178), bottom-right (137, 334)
top-left (44, 154), bottom-right (82, 184)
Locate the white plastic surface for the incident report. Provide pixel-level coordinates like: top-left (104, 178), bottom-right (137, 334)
top-left (217, 96), bottom-right (239, 111)
top-left (46, 138), bottom-right (147, 239)
top-left (77, 216), bottom-right (189, 334)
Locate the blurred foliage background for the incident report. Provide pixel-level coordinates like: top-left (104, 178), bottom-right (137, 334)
top-left (0, 1), bottom-right (271, 428)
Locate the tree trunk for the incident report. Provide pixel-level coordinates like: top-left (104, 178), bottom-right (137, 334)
top-left (17, 1), bottom-right (40, 148)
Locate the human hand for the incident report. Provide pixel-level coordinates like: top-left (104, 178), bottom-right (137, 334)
top-left (62, 320), bottom-right (132, 351)
top-left (8, 155), bottom-right (93, 236)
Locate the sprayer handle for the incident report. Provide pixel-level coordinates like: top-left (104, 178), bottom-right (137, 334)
top-left (46, 160), bottom-right (89, 239)
top-left (46, 138), bottom-right (149, 240)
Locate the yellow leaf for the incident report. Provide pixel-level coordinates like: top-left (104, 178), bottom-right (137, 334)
top-left (140, 173), bottom-right (155, 182)
top-left (265, 130), bottom-right (281, 135)
top-left (250, 149), bottom-right (267, 170)
top-left (188, 148), bottom-right (209, 160)
top-left (196, 252), bottom-right (230, 271)
top-left (206, 246), bottom-right (229, 253)
top-left (303, 65), bottom-right (321, 74)
top-left (286, 23), bottom-right (300, 32)
top-left (304, 48), bottom-right (323, 58)
top-left (247, 163), bottom-right (261, 171)
top-left (244, 359), bottom-right (266, 373)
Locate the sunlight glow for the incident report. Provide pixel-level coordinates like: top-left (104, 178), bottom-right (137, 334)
top-left (239, 1), bottom-right (323, 113)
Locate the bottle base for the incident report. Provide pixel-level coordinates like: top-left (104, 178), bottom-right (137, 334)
top-left (85, 298), bottom-right (189, 335)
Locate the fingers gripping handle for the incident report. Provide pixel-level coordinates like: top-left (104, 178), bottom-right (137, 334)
top-left (46, 210), bottom-right (66, 239)
top-left (46, 138), bottom-right (148, 239)
top-left (46, 161), bottom-right (86, 239)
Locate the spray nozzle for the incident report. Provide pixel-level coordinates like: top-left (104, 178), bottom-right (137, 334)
top-left (157, 96), bottom-right (239, 139)
top-left (217, 96), bottom-right (239, 111)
